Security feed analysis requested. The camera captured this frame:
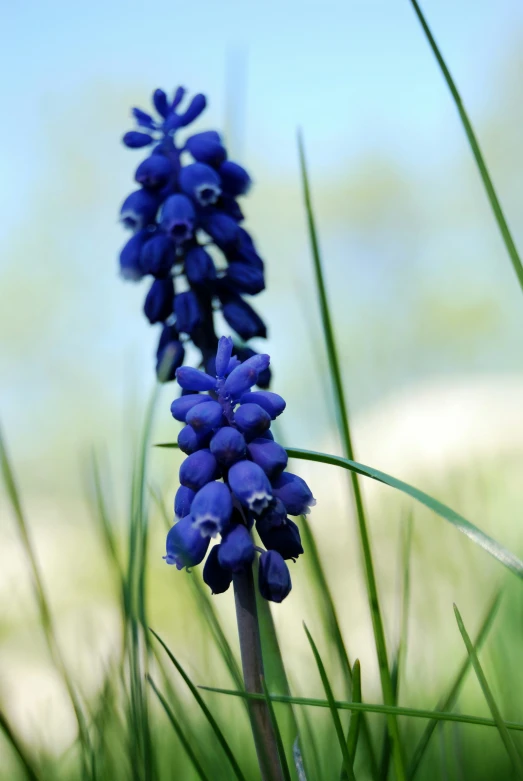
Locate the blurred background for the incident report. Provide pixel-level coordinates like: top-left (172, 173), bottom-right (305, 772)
top-left (2, 0), bottom-right (523, 778)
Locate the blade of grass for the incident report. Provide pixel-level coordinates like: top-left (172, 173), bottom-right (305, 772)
top-left (298, 131), bottom-right (406, 781)
top-left (300, 518), bottom-right (379, 778)
top-left (408, 0), bottom-right (523, 294)
top-left (147, 676), bottom-right (211, 781)
top-left (0, 426), bottom-right (93, 778)
top-left (453, 604), bottom-right (523, 779)
top-left (150, 628), bottom-right (247, 781)
top-left (285, 447), bottom-right (523, 580)
top-left (260, 676), bottom-right (292, 781)
top-left (342, 659), bottom-right (362, 779)
top-left (304, 624), bottom-right (356, 781)
top-left (0, 708), bottom-right (40, 781)
top-left (200, 686), bottom-right (523, 734)
top-left (408, 591), bottom-right (502, 779)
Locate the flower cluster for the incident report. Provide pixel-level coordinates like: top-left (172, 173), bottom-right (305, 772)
top-left (118, 87), bottom-right (269, 384)
top-left (164, 336), bottom-right (316, 602)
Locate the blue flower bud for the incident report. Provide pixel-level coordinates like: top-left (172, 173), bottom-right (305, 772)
top-left (220, 195), bottom-right (244, 222)
top-left (119, 230), bottom-right (149, 281)
top-left (143, 278), bottom-right (174, 324)
top-left (176, 367), bottom-right (217, 392)
top-left (234, 403), bottom-right (271, 439)
top-left (179, 449), bottom-right (218, 491)
top-left (248, 438), bottom-right (288, 478)
top-left (218, 525), bottom-right (255, 572)
top-left (186, 400), bottom-right (223, 434)
top-left (170, 393), bottom-right (213, 421)
top-left (164, 515), bottom-right (209, 570)
top-left (157, 326), bottom-right (185, 382)
top-left (141, 234), bottom-right (175, 277)
top-left (226, 356), bottom-right (242, 374)
top-left (257, 518), bottom-right (303, 561)
top-left (123, 131), bottom-right (154, 149)
top-left (186, 131), bottom-right (227, 167)
top-left (178, 424), bottom-right (209, 454)
top-left (258, 550), bottom-right (292, 603)
top-left (225, 264), bottom-right (265, 295)
top-left (215, 336), bottom-right (234, 378)
top-left (160, 194), bottom-right (195, 244)
top-left (174, 485), bottom-right (195, 518)
top-left (203, 213), bottom-right (240, 248)
top-left (223, 362), bottom-right (258, 399)
top-left (120, 189), bottom-right (159, 231)
top-left (191, 480), bottom-right (233, 537)
top-left (178, 93), bottom-right (207, 127)
top-left (179, 163), bottom-right (221, 207)
top-left (221, 295), bottom-right (267, 341)
top-left (174, 290), bottom-right (202, 335)
top-left (219, 161), bottom-right (252, 197)
top-left (153, 88), bottom-right (169, 118)
top-left (259, 429), bottom-right (274, 441)
top-left (239, 391), bottom-right (286, 419)
top-left (203, 545), bottom-right (232, 594)
top-left (135, 155), bottom-right (173, 190)
top-left (236, 347), bottom-right (271, 388)
top-left (228, 460), bottom-right (272, 514)
top-left (239, 353), bottom-right (271, 374)
top-left (271, 472), bottom-right (317, 516)
top-left (226, 228), bottom-right (264, 269)
top-left (184, 246), bottom-right (217, 285)
top-left (210, 426), bottom-right (246, 466)
top-left (256, 498), bottom-right (287, 534)
top-left (132, 107), bottom-right (155, 129)
top-left (171, 86), bottom-right (186, 111)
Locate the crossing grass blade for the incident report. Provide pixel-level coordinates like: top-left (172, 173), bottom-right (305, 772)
top-left (285, 448), bottom-right (523, 579)
top-left (149, 628), bottom-right (248, 781)
top-left (300, 518), bottom-right (379, 779)
top-left (453, 604), bottom-right (523, 779)
top-left (303, 624), bottom-right (356, 781)
top-left (341, 659), bottom-right (362, 779)
top-left (147, 676), bottom-right (211, 781)
top-left (408, 591), bottom-right (502, 779)
top-left (408, 0), bottom-right (523, 295)
top-left (260, 676), bottom-right (292, 781)
top-left (200, 685), bottom-right (523, 734)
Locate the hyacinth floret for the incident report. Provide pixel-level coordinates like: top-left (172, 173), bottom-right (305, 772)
top-left (118, 86), bottom-right (270, 386)
top-left (164, 336), bottom-right (316, 602)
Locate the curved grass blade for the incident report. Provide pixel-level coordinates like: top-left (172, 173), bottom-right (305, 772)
top-left (408, 0), bottom-right (523, 294)
top-left (0, 709), bottom-right (40, 781)
top-left (286, 447), bottom-right (523, 579)
top-left (453, 604), bottom-right (523, 779)
top-left (304, 624), bottom-right (356, 781)
top-left (149, 628), bottom-right (247, 781)
top-left (147, 676), bottom-right (210, 781)
top-left (341, 659), bottom-right (362, 780)
top-left (408, 591), bottom-right (501, 780)
top-left (298, 130), bottom-right (405, 781)
top-left (200, 686), bottom-right (523, 734)
top-left (260, 676), bottom-right (292, 781)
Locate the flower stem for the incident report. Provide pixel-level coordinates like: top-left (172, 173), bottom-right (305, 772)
top-left (233, 567), bottom-right (285, 781)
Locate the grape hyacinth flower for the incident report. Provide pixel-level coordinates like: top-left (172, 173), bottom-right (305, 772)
top-left (118, 86), bottom-right (270, 385)
top-left (164, 336), bottom-right (316, 602)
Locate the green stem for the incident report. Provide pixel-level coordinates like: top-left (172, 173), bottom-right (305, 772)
top-left (409, 0), bottom-right (523, 293)
top-left (298, 133), bottom-right (406, 781)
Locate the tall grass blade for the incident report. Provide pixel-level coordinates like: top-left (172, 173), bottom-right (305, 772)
top-left (0, 709), bottom-right (40, 781)
top-left (408, 591), bottom-right (501, 779)
top-left (150, 628), bottom-right (247, 781)
top-left (285, 448), bottom-right (523, 579)
top-left (303, 623), bottom-right (356, 781)
top-left (343, 659), bottom-right (362, 778)
top-left (408, 0), bottom-right (523, 294)
top-left (260, 677), bottom-right (292, 781)
top-left (453, 604), bottom-right (523, 779)
top-left (147, 676), bottom-right (211, 781)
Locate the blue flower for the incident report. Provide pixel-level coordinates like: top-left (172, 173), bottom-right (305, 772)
top-left (156, 325), bottom-right (185, 381)
top-left (164, 515), bottom-right (209, 570)
top-left (258, 550), bottom-right (292, 603)
top-left (118, 87), bottom-right (268, 382)
top-left (144, 278), bottom-right (174, 324)
top-left (164, 337), bottom-right (315, 603)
